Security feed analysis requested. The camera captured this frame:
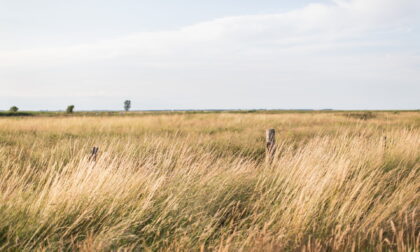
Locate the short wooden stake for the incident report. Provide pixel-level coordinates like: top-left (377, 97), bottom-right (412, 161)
top-left (266, 129), bottom-right (276, 162)
top-left (89, 146), bottom-right (99, 161)
top-left (383, 136), bottom-right (387, 149)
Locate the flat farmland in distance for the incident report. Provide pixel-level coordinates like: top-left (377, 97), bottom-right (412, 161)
top-left (0, 111), bottom-right (419, 251)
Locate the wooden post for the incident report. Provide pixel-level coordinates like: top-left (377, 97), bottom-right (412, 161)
top-left (89, 146), bottom-right (99, 161)
top-left (383, 136), bottom-right (387, 149)
top-left (266, 129), bottom-right (276, 162)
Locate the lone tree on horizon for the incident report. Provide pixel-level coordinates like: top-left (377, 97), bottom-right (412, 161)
top-left (124, 100), bottom-right (131, 112)
top-left (66, 105), bottom-right (75, 113)
top-left (9, 106), bottom-right (19, 113)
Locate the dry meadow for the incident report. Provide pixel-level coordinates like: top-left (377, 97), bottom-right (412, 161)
top-left (0, 111), bottom-right (419, 251)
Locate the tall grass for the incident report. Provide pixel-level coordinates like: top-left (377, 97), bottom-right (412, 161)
top-left (0, 112), bottom-right (419, 251)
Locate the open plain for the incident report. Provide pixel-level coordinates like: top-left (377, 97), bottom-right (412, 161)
top-left (0, 111), bottom-right (419, 251)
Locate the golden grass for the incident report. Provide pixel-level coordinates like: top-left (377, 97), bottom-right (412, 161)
top-left (0, 111), bottom-right (419, 251)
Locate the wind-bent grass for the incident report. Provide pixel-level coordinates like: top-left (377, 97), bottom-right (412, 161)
top-left (0, 111), bottom-right (419, 251)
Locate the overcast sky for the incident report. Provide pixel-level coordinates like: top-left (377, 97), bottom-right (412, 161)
top-left (1, 0), bottom-right (419, 110)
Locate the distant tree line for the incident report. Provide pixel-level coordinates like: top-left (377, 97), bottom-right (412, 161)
top-left (5, 100), bottom-right (132, 113)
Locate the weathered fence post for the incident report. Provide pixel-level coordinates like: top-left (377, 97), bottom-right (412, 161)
top-left (383, 136), bottom-right (387, 149)
top-left (89, 146), bottom-right (99, 161)
top-left (266, 129), bottom-right (276, 162)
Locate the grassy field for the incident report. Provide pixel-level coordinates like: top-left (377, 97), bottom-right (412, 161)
top-left (0, 111), bottom-right (419, 251)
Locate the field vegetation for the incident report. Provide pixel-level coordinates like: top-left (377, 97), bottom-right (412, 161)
top-left (0, 111), bottom-right (419, 251)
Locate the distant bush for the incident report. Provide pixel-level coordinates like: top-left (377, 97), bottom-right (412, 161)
top-left (66, 105), bottom-right (75, 113)
top-left (9, 106), bottom-right (19, 113)
top-left (344, 111), bottom-right (376, 120)
top-left (124, 100), bottom-right (131, 112)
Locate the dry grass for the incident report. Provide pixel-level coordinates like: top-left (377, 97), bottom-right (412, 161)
top-left (0, 111), bottom-right (419, 251)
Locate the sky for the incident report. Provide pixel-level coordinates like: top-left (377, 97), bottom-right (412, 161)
top-left (1, 0), bottom-right (419, 111)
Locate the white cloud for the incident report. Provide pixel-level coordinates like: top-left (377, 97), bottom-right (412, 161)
top-left (1, 0), bottom-right (418, 67)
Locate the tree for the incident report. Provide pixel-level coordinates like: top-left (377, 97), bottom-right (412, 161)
top-left (9, 106), bottom-right (18, 113)
top-left (124, 100), bottom-right (131, 112)
top-left (66, 105), bottom-right (75, 113)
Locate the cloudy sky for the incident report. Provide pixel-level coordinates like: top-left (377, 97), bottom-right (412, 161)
top-left (1, 0), bottom-right (419, 110)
